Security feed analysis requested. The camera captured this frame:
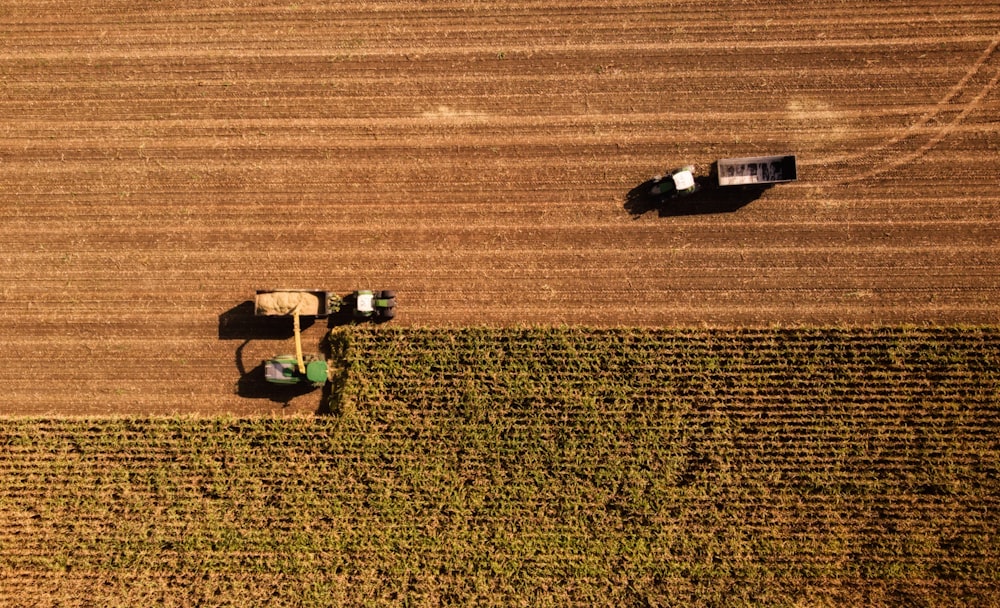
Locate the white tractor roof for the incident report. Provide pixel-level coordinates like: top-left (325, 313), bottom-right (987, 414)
top-left (672, 170), bottom-right (695, 192)
top-left (356, 292), bottom-right (374, 313)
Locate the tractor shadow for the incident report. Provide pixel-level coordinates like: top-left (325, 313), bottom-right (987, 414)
top-left (625, 167), bottom-right (773, 218)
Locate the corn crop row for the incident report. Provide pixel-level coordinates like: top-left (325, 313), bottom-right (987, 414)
top-left (0, 326), bottom-right (997, 607)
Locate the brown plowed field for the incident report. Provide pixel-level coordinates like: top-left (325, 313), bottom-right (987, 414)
top-left (1, 1), bottom-right (998, 415)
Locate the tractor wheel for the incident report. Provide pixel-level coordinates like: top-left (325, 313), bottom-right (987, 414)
top-left (381, 307), bottom-right (397, 320)
top-left (380, 290), bottom-right (396, 300)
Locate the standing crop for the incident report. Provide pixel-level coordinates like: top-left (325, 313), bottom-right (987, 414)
top-left (0, 326), bottom-right (998, 607)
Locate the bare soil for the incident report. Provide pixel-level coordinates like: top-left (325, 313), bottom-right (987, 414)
top-left (0, 0), bottom-right (998, 415)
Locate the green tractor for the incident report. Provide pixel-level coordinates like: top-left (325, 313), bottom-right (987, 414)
top-left (350, 289), bottom-right (396, 321)
top-left (264, 353), bottom-right (329, 388)
top-left (649, 165), bottom-right (698, 199)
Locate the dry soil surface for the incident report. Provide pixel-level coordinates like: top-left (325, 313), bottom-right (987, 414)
top-left (1, 0), bottom-right (998, 414)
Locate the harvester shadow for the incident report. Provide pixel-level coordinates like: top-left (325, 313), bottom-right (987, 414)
top-left (233, 340), bottom-right (319, 404)
top-left (222, 301), bottom-right (354, 410)
top-left (222, 302), bottom-right (357, 412)
top-left (625, 171), bottom-right (772, 218)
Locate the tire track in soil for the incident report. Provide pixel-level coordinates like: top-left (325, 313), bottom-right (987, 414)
top-left (808, 32), bottom-right (1000, 183)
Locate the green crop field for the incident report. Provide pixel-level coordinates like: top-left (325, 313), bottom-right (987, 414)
top-left (2, 327), bottom-right (999, 607)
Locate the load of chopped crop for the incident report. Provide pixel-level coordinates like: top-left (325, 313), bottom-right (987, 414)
top-left (255, 291), bottom-right (321, 316)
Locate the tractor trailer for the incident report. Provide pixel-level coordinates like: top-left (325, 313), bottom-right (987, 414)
top-left (716, 154), bottom-right (797, 186)
top-left (649, 154), bottom-right (797, 200)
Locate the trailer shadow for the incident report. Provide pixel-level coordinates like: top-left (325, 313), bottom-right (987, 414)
top-left (218, 297), bottom-right (371, 341)
top-left (625, 176), bottom-right (772, 218)
top-left (218, 301), bottom-right (313, 340)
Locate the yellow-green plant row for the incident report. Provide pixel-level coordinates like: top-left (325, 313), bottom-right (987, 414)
top-left (2, 327), bottom-right (999, 607)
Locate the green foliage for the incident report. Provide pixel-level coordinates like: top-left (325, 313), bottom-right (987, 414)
top-left (1, 327), bottom-right (999, 606)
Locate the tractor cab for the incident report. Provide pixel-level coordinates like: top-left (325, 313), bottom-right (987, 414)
top-left (264, 354), bottom-right (328, 387)
top-left (352, 289), bottom-right (396, 321)
top-left (355, 290), bottom-right (375, 315)
top-left (650, 165), bottom-right (698, 199)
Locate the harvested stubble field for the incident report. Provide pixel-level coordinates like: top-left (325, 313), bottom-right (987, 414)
top-left (1, 0), bottom-right (999, 414)
top-left (1, 326), bottom-right (999, 606)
